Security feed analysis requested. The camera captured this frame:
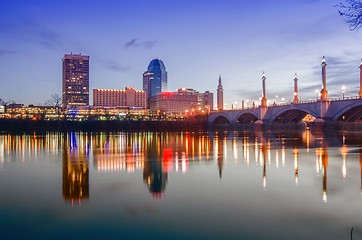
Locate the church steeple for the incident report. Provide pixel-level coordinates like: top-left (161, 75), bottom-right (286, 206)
top-left (217, 75), bottom-right (224, 110)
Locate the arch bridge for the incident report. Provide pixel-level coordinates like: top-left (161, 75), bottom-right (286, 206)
top-left (209, 98), bottom-right (362, 125)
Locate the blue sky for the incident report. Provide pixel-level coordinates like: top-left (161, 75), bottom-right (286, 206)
top-left (0, 0), bottom-right (361, 107)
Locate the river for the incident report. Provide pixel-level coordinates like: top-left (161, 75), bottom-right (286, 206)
top-left (0, 130), bottom-right (362, 239)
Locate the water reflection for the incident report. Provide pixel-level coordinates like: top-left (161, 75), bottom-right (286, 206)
top-left (1, 130), bottom-right (362, 204)
top-left (360, 150), bottom-right (362, 194)
top-left (62, 132), bottom-right (89, 206)
top-left (215, 132), bottom-right (224, 178)
top-left (293, 147), bottom-right (299, 185)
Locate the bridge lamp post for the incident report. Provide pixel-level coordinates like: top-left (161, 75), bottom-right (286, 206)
top-left (315, 90), bottom-right (319, 100)
top-left (342, 86), bottom-right (346, 100)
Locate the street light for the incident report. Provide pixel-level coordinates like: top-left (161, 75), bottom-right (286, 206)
top-left (315, 90), bottom-right (319, 100)
top-left (342, 86), bottom-right (346, 100)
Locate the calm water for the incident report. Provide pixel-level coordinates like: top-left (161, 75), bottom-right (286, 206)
top-left (1, 130), bottom-right (362, 239)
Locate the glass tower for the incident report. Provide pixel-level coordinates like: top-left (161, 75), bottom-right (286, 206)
top-left (143, 59), bottom-right (167, 107)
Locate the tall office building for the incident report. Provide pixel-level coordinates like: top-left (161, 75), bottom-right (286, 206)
top-left (217, 75), bottom-right (223, 110)
top-left (62, 53), bottom-right (90, 108)
top-left (143, 59), bottom-right (168, 107)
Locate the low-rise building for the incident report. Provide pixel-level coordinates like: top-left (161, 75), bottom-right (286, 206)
top-left (149, 88), bottom-right (213, 115)
top-left (93, 87), bottom-right (146, 109)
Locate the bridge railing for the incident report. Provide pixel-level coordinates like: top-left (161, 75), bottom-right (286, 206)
top-left (209, 96), bottom-right (362, 113)
top-left (328, 96), bottom-right (361, 101)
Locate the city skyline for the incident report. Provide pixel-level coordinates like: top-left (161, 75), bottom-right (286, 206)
top-left (1, 0), bottom-right (362, 108)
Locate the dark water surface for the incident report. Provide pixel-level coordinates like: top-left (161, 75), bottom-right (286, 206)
top-left (1, 130), bottom-right (362, 239)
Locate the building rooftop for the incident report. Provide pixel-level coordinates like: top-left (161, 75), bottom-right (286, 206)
top-left (147, 59), bottom-right (166, 72)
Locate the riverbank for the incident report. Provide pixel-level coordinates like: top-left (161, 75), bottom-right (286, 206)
top-left (0, 117), bottom-right (208, 132)
top-left (1, 118), bottom-right (362, 133)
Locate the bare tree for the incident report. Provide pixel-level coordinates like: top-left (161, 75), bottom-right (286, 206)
top-left (45, 94), bottom-right (62, 107)
top-left (0, 98), bottom-right (16, 116)
top-left (45, 94), bottom-right (62, 120)
top-left (0, 98), bottom-right (10, 106)
top-left (0, 98), bottom-right (14, 108)
top-left (336, 0), bottom-right (362, 30)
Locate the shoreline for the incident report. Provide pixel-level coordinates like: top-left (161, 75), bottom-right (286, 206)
top-left (1, 118), bottom-right (362, 133)
top-left (0, 118), bottom-right (209, 133)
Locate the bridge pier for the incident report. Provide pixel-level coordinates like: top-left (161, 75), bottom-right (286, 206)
top-left (317, 100), bottom-right (331, 122)
top-left (320, 56), bottom-right (329, 101)
top-left (293, 73), bottom-right (299, 104)
top-left (260, 72), bottom-right (268, 120)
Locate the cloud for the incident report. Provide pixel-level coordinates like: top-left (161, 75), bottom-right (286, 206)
top-left (124, 38), bottom-right (157, 49)
top-left (310, 56), bottom-right (360, 86)
top-left (143, 40), bottom-right (156, 49)
top-left (124, 38), bottom-right (138, 48)
top-left (104, 61), bottom-right (130, 72)
top-left (0, 17), bottom-right (66, 51)
top-left (25, 22), bottom-right (64, 50)
top-left (0, 50), bottom-right (16, 56)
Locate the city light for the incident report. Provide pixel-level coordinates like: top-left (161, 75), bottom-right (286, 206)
top-left (342, 86), bottom-right (346, 100)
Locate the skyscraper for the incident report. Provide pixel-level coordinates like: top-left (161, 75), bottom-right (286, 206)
top-left (143, 59), bottom-right (168, 107)
top-left (62, 53), bottom-right (90, 108)
top-left (217, 75), bottom-right (223, 110)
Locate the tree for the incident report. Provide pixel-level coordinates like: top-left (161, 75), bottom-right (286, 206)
top-left (45, 94), bottom-right (62, 120)
top-left (0, 98), bottom-right (10, 106)
top-left (0, 98), bottom-right (14, 108)
top-left (45, 94), bottom-right (62, 107)
top-left (336, 0), bottom-right (362, 31)
top-left (0, 98), bottom-right (16, 117)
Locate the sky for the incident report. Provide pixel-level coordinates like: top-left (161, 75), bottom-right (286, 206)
top-left (0, 0), bottom-right (362, 108)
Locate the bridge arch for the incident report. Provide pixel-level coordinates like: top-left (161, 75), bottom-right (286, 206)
top-left (268, 104), bottom-right (319, 123)
top-left (235, 112), bottom-right (258, 124)
top-left (334, 104), bottom-right (362, 122)
top-left (270, 109), bottom-right (316, 123)
top-left (211, 115), bottom-right (232, 124)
